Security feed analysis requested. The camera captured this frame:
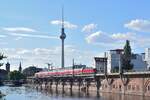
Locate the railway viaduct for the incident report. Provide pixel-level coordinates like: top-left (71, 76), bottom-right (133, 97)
top-left (27, 71), bottom-right (150, 97)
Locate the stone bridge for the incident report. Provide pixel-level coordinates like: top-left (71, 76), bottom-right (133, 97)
top-left (27, 71), bottom-right (150, 96)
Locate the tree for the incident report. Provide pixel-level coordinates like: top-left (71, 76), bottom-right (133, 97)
top-left (122, 40), bottom-right (133, 71)
top-left (23, 66), bottom-right (42, 77)
top-left (0, 53), bottom-right (7, 85)
top-left (8, 70), bottom-right (25, 80)
top-left (0, 53), bottom-right (6, 67)
top-left (19, 62), bottom-right (22, 72)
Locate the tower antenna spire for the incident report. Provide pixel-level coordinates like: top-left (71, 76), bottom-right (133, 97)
top-left (62, 5), bottom-right (64, 29)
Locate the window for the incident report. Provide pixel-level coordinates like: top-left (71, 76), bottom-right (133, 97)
top-left (132, 85), bottom-right (135, 91)
top-left (136, 85), bottom-right (140, 91)
top-left (132, 54), bottom-right (137, 59)
top-left (102, 84), bottom-right (104, 89)
top-left (147, 86), bottom-right (150, 91)
top-left (105, 85), bottom-right (107, 88)
top-left (119, 85), bottom-right (121, 90)
top-left (116, 85), bottom-right (118, 89)
top-left (113, 85), bottom-right (115, 88)
top-left (128, 85), bottom-right (131, 90)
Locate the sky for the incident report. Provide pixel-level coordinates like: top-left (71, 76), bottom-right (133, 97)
top-left (0, 0), bottom-right (150, 70)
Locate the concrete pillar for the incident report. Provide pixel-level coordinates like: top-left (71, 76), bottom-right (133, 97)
top-left (62, 81), bottom-right (65, 93)
top-left (142, 78), bottom-right (145, 96)
top-left (119, 54), bottom-right (123, 75)
top-left (55, 81), bottom-right (58, 92)
top-left (40, 82), bottom-right (42, 90)
top-left (96, 80), bottom-right (101, 96)
top-left (86, 80), bottom-right (91, 94)
top-left (70, 79), bottom-right (73, 95)
top-left (123, 84), bottom-right (127, 94)
top-left (78, 81), bottom-right (81, 92)
top-left (95, 77), bottom-right (101, 94)
top-left (45, 81), bottom-right (48, 90)
top-left (50, 81), bottom-right (53, 90)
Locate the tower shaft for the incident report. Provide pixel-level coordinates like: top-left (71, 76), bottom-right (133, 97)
top-left (61, 39), bottom-right (65, 68)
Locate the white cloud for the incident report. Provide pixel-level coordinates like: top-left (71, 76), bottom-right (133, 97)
top-left (124, 19), bottom-right (150, 32)
top-left (2, 27), bottom-right (58, 40)
top-left (0, 42), bottom-right (8, 45)
top-left (0, 46), bottom-right (97, 71)
top-left (51, 20), bottom-right (77, 29)
top-left (111, 32), bottom-right (136, 40)
top-left (8, 33), bottom-right (59, 39)
top-left (82, 23), bottom-right (97, 33)
top-left (3, 27), bottom-right (36, 33)
top-left (85, 30), bottom-right (150, 49)
top-left (0, 35), bottom-right (7, 38)
top-left (17, 49), bottom-right (30, 55)
top-left (86, 31), bottom-right (136, 44)
top-left (15, 37), bottom-right (23, 41)
top-left (85, 31), bottom-right (113, 44)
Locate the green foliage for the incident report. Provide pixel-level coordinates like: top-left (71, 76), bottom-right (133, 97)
top-left (8, 70), bottom-right (25, 80)
top-left (23, 66), bottom-right (42, 77)
top-left (19, 62), bottom-right (22, 72)
top-left (0, 53), bottom-right (6, 60)
top-left (122, 40), bottom-right (133, 71)
top-left (0, 53), bottom-right (6, 67)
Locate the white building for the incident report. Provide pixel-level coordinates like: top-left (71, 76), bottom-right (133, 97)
top-left (145, 48), bottom-right (150, 70)
top-left (106, 49), bottom-right (147, 73)
top-left (94, 57), bottom-right (107, 73)
top-left (131, 54), bottom-right (147, 71)
top-left (107, 49), bottom-right (123, 73)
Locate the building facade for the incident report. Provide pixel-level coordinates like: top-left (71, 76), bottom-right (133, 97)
top-left (145, 48), bottom-right (150, 70)
top-left (131, 54), bottom-right (147, 71)
top-left (5, 62), bottom-right (10, 73)
top-left (106, 49), bottom-right (123, 73)
top-left (94, 57), bottom-right (107, 73)
top-left (106, 49), bottom-right (147, 73)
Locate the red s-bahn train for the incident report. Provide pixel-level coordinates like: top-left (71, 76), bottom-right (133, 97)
top-left (35, 65), bottom-right (96, 78)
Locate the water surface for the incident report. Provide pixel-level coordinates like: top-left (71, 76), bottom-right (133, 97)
top-left (0, 86), bottom-right (149, 100)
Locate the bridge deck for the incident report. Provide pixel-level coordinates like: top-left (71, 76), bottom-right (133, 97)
top-left (29, 71), bottom-right (150, 80)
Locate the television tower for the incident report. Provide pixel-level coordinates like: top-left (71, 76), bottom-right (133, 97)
top-left (60, 7), bottom-right (66, 68)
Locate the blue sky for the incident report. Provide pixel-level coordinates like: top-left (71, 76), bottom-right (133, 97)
top-left (0, 0), bottom-right (150, 70)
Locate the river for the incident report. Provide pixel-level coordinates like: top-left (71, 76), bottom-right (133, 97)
top-left (0, 86), bottom-right (149, 100)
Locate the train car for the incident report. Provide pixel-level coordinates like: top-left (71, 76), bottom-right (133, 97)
top-left (35, 65), bottom-right (96, 78)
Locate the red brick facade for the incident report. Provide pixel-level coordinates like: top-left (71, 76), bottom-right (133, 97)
top-left (100, 78), bottom-right (150, 96)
